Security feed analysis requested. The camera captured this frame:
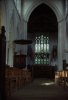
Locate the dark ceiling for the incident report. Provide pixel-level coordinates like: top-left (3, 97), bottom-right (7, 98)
top-left (28, 3), bottom-right (58, 33)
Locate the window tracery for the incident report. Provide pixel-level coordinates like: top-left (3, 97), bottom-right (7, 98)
top-left (35, 35), bottom-right (49, 65)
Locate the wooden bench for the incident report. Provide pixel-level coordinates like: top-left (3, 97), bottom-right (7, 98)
top-left (55, 69), bottom-right (68, 90)
top-left (55, 71), bottom-right (60, 84)
top-left (5, 67), bottom-right (33, 97)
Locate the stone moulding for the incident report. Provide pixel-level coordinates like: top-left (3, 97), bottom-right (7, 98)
top-left (23, 0), bottom-right (63, 23)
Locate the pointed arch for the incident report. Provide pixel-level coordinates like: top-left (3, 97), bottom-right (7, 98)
top-left (24, 0), bottom-right (62, 22)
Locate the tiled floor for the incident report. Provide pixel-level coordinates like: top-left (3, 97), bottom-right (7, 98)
top-left (6, 78), bottom-right (68, 100)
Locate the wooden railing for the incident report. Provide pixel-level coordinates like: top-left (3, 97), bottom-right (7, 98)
top-left (5, 66), bottom-right (33, 98)
top-left (55, 69), bottom-right (68, 90)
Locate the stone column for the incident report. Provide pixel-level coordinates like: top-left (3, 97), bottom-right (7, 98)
top-left (8, 45), bottom-right (14, 67)
top-left (8, 30), bottom-right (14, 67)
top-left (21, 18), bottom-right (28, 70)
top-left (66, 16), bottom-right (68, 64)
top-left (62, 19), bottom-right (66, 60)
top-left (58, 21), bottom-right (63, 71)
top-left (58, 19), bottom-right (66, 71)
top-left (21, 19), bottom-right (27, 54)
top-left (23, 19), bottom-right (27, 55)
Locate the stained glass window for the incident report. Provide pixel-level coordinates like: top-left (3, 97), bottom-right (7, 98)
top-left (35, 35), bottom-right (49, 65)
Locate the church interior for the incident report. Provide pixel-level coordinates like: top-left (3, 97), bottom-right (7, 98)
top-left (0, 0), bottom-right (68, 100)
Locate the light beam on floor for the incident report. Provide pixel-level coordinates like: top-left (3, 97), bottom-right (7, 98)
top-left (41, 82), bottom-right (54, 85)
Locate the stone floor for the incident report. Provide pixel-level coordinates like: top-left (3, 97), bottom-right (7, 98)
top-left (6, 78), bottom-right (68, 100)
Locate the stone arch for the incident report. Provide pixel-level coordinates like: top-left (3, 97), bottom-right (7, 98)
top-left (24, 0), bottom-right (63, 22)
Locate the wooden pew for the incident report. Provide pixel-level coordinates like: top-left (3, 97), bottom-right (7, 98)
top-left (8, 67), bottom-right (16, 96)
top-left (5, 67), bottom-right (33, 98)
top-left (55, 71), bottom-right (60, 84)
top-left (55, 69), bottom-right (68, 90)
top-left (63, 69), bottom-right (68, 90)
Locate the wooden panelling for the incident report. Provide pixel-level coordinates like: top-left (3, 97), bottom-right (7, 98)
top-left (33, 65), bottom-right (57, 78)
top-left (14, 55), bottom-right (26, 69)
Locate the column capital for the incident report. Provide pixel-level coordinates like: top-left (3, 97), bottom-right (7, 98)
top-left (21, 18), bottom-right (28, 22)
top-left (58, 19), bottom-right (63, 23)
top-left (58, 18), bottom-right (66, 23)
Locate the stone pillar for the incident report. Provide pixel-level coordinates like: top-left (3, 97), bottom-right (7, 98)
top-left (62, 19), bottom-right (66, 60)
top-left (8, 45), bottom-right (14, 67)
top-left (21, 18), bottom-right (27, 70)
top-left (66, 16), bottom-right (68, 64)
top-left (23, 19), bottom-right (27, 55)
top-left (8, 30), bottom-right (14, 67)
top-left (58, 19), bottom-right (66, 71)
top-left (58, 21), bottom-right (63, 71)
top-left (21, 19), bottom-right (27, 54)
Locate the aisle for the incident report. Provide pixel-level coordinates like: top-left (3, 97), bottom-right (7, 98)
top-left (6, 78), bottom-right (68, 100)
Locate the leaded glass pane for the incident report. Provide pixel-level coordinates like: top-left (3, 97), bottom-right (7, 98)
top-left (39, 40), bottom-right (40, 44)
top-left (35, 44), bottom-right (37, 53)
top-left (47, 59), bottom-right (49, 64)
top-left (38, 62), bottom-right (40, 64)
top-left (41, 61), bottom-right (43, 64)
top-left (36, 37), bottom-right (37, 39)
top-left (39, 36), bottom-right (40, 39)
top-left (41, 44), bottom-right (43, 52)
top-left (47, 40), bottom-right (49, 44)
top-left (35, 61), bottom-right (37, 64)
top-left (35, 56), bottom-right (37, 61)
top-left (41, 40), bottom-right (43, 43)
top-left (44, 62), bottom-right (46, 64)
top-left (44, 58), bottom-right (46, 61)
top-left (44, 40), bottom-right (46, 43)
top-left (44, 36), bottom-right (46, 39)
top-left (38, 44), bottom-right (40, 53)
top-left (38, 58), bottom-right (40, 61)
top-left (47, 44), bottom-right (49, 53)
top-left (44, 44), bottom-right (46, 53)
top-left (35, 35), bottom-right (49, 65)
top-left (35, 40), bottom-right (37, 44)
top-left (41, 35), bottom-right (43, 40)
